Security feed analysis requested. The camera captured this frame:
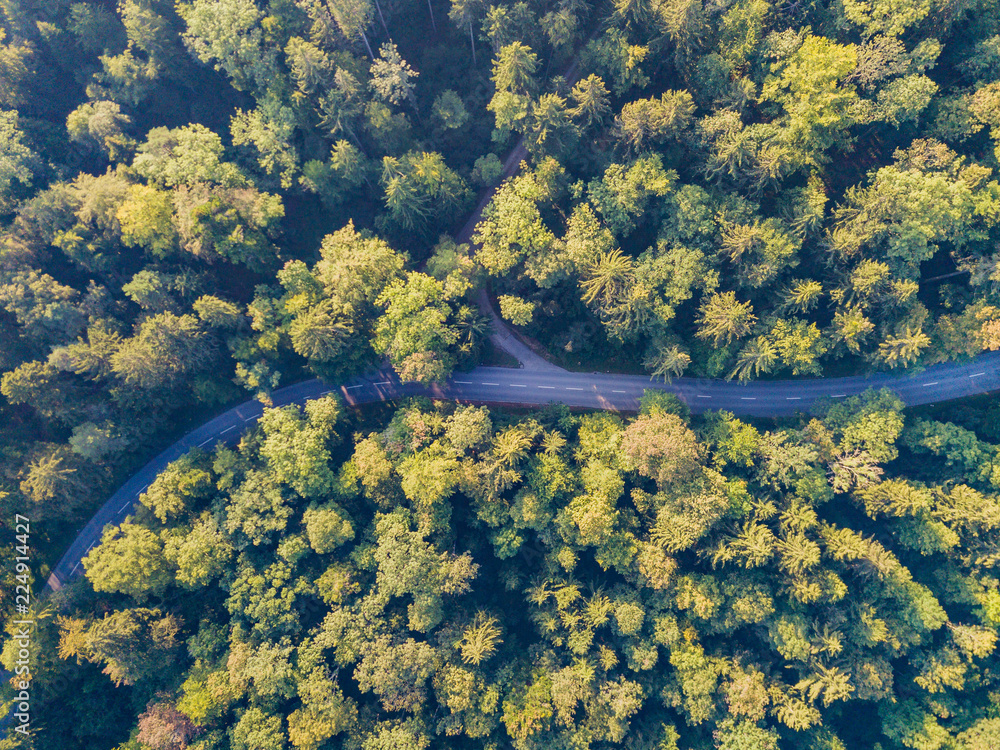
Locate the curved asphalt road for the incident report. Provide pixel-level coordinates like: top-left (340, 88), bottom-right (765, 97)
top-left (46, 351), bottom-right (1000, 592)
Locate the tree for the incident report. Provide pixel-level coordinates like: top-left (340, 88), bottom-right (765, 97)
top-left (526, 93), bottom-right (577, 158)
top-left (370, 43), bottom-right (419, 110)
top-left (491, 42), bottom-right (539, 96)
top-left (59, 608), bottom-right (180, 686)
top-left (178, 0), bottom-right (279, 93)
top-left (231, 707), bottom-right (286, 750)
top-left (372, 507), bottom-right (478, 631)
top-left (761, 35), bottom-right (859, 167)
top-left (66, 100), bottom-right (131, 158)
top-left (622, 412), bottom-right (701, 487)
top-left (696, 292), bottom-right (757, 347)
top-left (83, 522), bottom-right (174, 599)
top-left (374, 272), bottom-right (460, 384)
top-left (616, 91), bottom-right (695, 151)
top-left (569, 74), bottom-right (611, 131)
top-left (458, 612), bottom-right (503, 665)
top-left (231, 96), bottom-right (300, 188)
top-left (137, 702), bottom-right (201, 750)
top-left (133, 124), bottom-right (244, 187)
top-left (258, 399), bottom-right (340, 498)
top-left (878, 326), bottom-right (931, 367)
top-left (117, 184), bottom-right (176, 256)
top-left (433, 90), bottom-right (469, 129)
top-left (449, 0), bottom-right (483, 65)
top-left (645, 345), bottom-right (691, 382)
top-left (111, 312), bottom-right (212, 390)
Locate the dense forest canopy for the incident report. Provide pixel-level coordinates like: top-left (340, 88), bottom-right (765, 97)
top-left (11, 391), bottom-right (1000, 750)
top-left (3, 0), bottom-right (1000, 746)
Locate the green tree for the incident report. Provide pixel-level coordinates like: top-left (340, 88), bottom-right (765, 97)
top-left (83, 522), bottom-right (174, 599)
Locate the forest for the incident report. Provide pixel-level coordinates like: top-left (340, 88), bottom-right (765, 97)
top-left (9, 391), bottom-right (1000, 750)
top-left (1, 0), bottom-right (1000, 746)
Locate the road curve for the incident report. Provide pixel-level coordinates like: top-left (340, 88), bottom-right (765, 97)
top-left (46, 351), bottom-right (1000, 593)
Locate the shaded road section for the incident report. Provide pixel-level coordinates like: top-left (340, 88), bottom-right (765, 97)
top-left (47, 351), bottom-right (1000, 593)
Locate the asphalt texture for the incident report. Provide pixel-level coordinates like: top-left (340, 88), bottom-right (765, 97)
top-left (46, 352), bottom-right (1000, 592)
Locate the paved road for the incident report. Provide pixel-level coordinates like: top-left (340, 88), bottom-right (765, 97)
top-left (46, 352), bottom-right (1000, 592)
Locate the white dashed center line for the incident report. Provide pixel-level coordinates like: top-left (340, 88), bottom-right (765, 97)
top-left (696, 395), bottom-right (711, 399)
top-left (832, 394), bottom-right (847, 397)
top-left (922, 382), bottom-right (939, 387)
top-left (119, 501), bottom-right (131, 513)
top-left (786, 397), bottom-right (801, 400)
top-left (481, 382), bottom-right (499, 386)
top-left (345, 384), bottom-right (363, 390)
top-left (970, 372), bottom-right (986, 378)
top-left (71, 562), bottom-right (80, 574)
top-left (374, 381), bottom-right (392, 386)
top-left (741, 397), bottom-right (756, 401)
top-left (566, 387), bottom-right (584, 391)
top-left (221, 425), bottom-right (236, 434)
top-left (538, 385), bottom-right (555, 389)
top-left (612, 389), bottom-right (626, 393)
top-left (453, 380), bottom-right (473, 384)
top-left (198, 438), bottom-right (212, 447)
top-left (510, 384), bottom-right (527, 388)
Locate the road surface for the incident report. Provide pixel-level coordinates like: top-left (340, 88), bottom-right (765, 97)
top-left (46, 351), bottom-right (1000, 592)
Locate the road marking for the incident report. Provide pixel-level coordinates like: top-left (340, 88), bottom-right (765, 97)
top-left (481, 382), bottom-right (500, 386)
top-left (832, 394), bottom-right (847, 397)
top-left (374, 381), bottom-right (392, 386)
top-left (510, 384), bottom-right (527, 388)
top-left (119, 501), bottom-right (131, 513)
top-left (136, 484), bottom-right (148, 497)
top-left (971, 372), bottom-right (986, 378)
top-left (566, 387), bottom-right (584, 391)
top-left (243, 415), bottom-right (257, 422)
top-left (696, 395), bottom-right (711, 399)
top-left (612, 390), bottom-right (626, 393)
top-left (922, 382), bottom-right (939, 387)
top-left (454, 380), bottom-right (473, 384)
top-left (741, 397), bottom-right (756, 401)
top-left (71, 562), bottom-right (80, 574)
top-left (786, 397), bottom-right (801, 401)
top-left (87, 542), bottom-right (96, 552)
top-left (345, 385), bottom-right (363, 390)
top-left (538, 385), bottom-right (555, 389)
top-left (221, 425), bottom-right (236, 434)
top-left (198, 438), bottom-right (213, 447)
